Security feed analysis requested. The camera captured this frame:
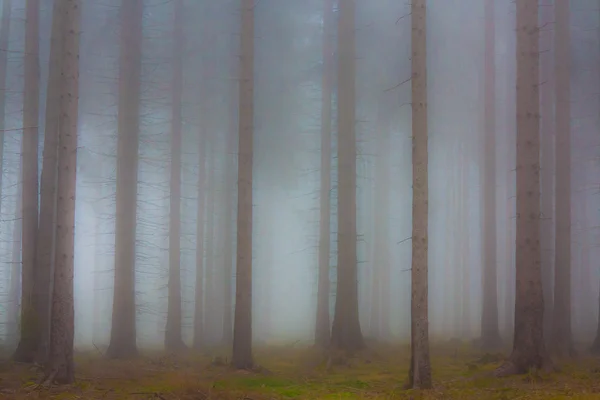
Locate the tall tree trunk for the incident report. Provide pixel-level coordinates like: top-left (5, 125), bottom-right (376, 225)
top-left (193, 134), bottom-right (206, 350)
top-left (107, 0), bottom-right (143, 359)
top-left (204, 137), bottom-right (216, 344)
top-left (8, 162), bottom-right (22, 347)
top-left (164, 0), bottom-right (186, 352)
top-left (34, 0), bottom-right (64, 362)
top-left (315, 0), bottom-right (333, 349)
top-left (480, 0), bottom-right (502, 350)
top-left (592, 4), bottom-right (600, 352)
top-left (231, 0), bottom-right (254, 370)
top-left (13, 0), bottom-right (40, 363)
top-left (407, 0), bottom-right (431, 389)
top-left (551, 0), bottom-right (572, 358)
top-left (44, 0), bottom-right (80, 384)
top-left (494, 0), bottom-right (548, 377)
top-left (330, 0), bottom-right (364, 353)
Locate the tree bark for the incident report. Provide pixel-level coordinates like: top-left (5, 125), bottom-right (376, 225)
top-left (495, 0), bottom-right (549, 377)
top-left (480, 0), bottom-right (502, 350)
top-left (193, 136), bottom-right (206, 350)
top-left (591, 0), bottom-right (600, 357)
top-left (164, 0), bottom-right (186, 353)
top-left (45, 0), bottom-right (80, 384)
top-left (231, 0), bottom-right (254, 370)
top-left (407, 0), bottom-right (432, 389)
top-left (330, 0), bottom-right (364, 353)
top-left (315, 0), bottom-right (333, 349)
top-left (107, 0), bottom-right (143, 359)
top-left (551, 0), bottom-right (573, 358)
top-left (13, 0), bottom-right (40, 363)
top-left (8, 161), bottom-right (22, 347)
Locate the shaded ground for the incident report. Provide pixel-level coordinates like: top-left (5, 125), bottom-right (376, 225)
top-left (1, 341), bottom-right (600, 399)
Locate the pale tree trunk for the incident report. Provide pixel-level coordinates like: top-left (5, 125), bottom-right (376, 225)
top-left (494, 0), bottom-right (549, 377)
top-left (193, 134), bottom-right (206, 350)
top-left (407, 0), bottom-right (431, 389)
top-left (8, 162), bottom-right (22, 347)
top-left (34, 0), bottom-right (64, 362)
top-left (231, 0), bottom-right (254, 370)
top-left (315, 0), bottom-right (333, 349)
top-left (330, 0), bottom-right (364, 352)
top-left (165, 0), bottom-right (186, 352)
top-left (204, 137), bottom-right (216, 344)
top-left (13, 0), bottom-right (40, 363)
top-left (539, 0), bottom-right (555, 342)
top-left (551, 0), bottom-right (573, 358)
top-left (480, 0), bottom-right (502, 350)
top-left (45, 0), bottom-right (80, 384)
top-left (107, 0), bottom-right (143, 359)
top-left (459, 144), bottom-right (470, 338)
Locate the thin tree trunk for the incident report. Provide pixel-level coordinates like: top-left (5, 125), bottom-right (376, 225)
top-left (231, 0), bottom-right (254, 370)
top-left (315, 0), bottom-right (333, 349)
top-left (165, 0), bottom-right (186, 352)
top-left (204, 137), bottom-right (216, 344)
top-left (494, 0), bottom-right (549, 377)
top-left (107, 0), bottom-right (143, 359)
top-left (44, 0), bottom-right (80, 384)
top-left (480, 0), bottom-right (502, 350)
top-left (407, 0), bottom-right (431, 389)
top-left (8, 161), bottom-right (22, 347)
top-left (193, 134), bottom-right (206, 350)
top-left (330, 0), bottom-right (364, 353)
top-left (551, 0), bottom-right (573, 358)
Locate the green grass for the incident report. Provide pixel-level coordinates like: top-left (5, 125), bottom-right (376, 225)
top-left (1, 342), bottom-right (600, 399)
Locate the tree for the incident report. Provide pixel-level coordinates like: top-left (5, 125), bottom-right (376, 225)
top-left (407, 0), bottom-right (432, 389)
top-left (591, 0), bottom-right (600, 357)
top-left (107, 0), bottom-right (143, 359)
top-left (315, 0), bottom-right (333, 349)
top-left (231, 0), bottom-right (255, 370)
top-left (165, 0), bottom-right (186, 352)
top-left (480, 0), bottom-right (502, 350)
top-left (13, 0), bottom-right (40, 363)
top-left (494, 0), bottom-right (549, 376)
top-left (330, 0), bottom-right (364, 353)
top-left (193, 137), bottom-right (206, 350)
top-left (44, 0), bottom-right (80, 384)
top-left (551, 0), bottom-right (573, 358)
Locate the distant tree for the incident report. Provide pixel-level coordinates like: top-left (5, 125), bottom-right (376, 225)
top-left (193, 137), bottom-right (206, 350)
top-left (494, 0), bottom-right (549, 376)
top-left (591, 0), bottom-right (600, 356)
top-left (407, 0), bottom-right (432, 389)
top-left (231, 0), bottom-right (255, 370)
top-left (44, 0), bottom-right (81, 384)
top-left (13, 0), bottom-right (40, 363)
top-left (107, 0), bottom-right (143, 359)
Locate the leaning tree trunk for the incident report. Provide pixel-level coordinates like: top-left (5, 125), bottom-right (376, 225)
top-left (44, 0), bottom-right (80, 384)
top-left (314, 0), bottom-right (333, 349)
top-left (231, 0), bottom-right (255, 370)
top-left (551, 0), bottom-right (573, 358)
top-left (480, 0), bottom-right (502, 350)
top-left (494, 0), bottom-right (549, 377)
top-left (330, 0), bottom-right (364, 353)
top-left (13, 0), bottom-right (40, 364)
top-left (407, 0), bottom-right (432, 389)
top-left (165, 0), bottom-right (186, 353)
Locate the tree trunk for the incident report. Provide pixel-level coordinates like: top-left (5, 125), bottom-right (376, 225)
top-left (330, 0), bottom-right (364, 353)
top-left (314, 0), bottom-right (333, 349)
top-left (551, 0), bottom-right (573, 358)
top-left (231, 0), bottom-right (254, 370)
top-left (480, 0), bottom-right (502, 350)
top-left (494, 0), bottom-right (548, 377)
top-left (44, 0), bottom-right (80, 384)
top-left (8, 161), bottom-right (22, 348)
top-left (193, 135), bottom-right (206, 350)
top-left (107, 0), bottom-right (143, 359)
top-left (407, 0), bottom-right (431, 389)
top-left (13, 0), bottom-right (40, 364)
top-left (592, 3), bottom-right (600, 353)
top-left (204, 137), bottom-right (216, 344)
top-left (164, 0), bottom-right (186, 353)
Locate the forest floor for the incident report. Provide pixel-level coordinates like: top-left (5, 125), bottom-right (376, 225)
top-left (1, 340), bottom-right (600, 399)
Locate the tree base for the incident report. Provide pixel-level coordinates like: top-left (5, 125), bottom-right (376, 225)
top-left (164, 339), bottom-right (187, 354)
top-left (590, 337), bottom-right (600, 355)
top-left (478, 333), bottom-right (504, 351)
top-left (106, 342), bottom-right (138, 359)
top-left (494, 354), bottom-right (555, 377)
top-left (12, 340), bottom-right (36, 363)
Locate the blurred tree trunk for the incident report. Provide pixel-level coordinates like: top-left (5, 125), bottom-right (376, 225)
top-left (480, 0), bottom-right (502, 350)
top-left (165, 0), bottom-right (186, 353)
top-left (34, 0), bottom-right (65, 363)
top-left (459, 143), bottom-right (470, 338)
top-left (231, 0), bottom-right (255, 370)
top-left (330, 0), bottom-right (364, 353)
top-left (8, 161), bottom-right (22, 348)
top-left (494, 0), bottom-right (548, 377)
top-left (107, 0), bottom-right (143, 359)
top-left (551, 0), bottom-right (573, 358)
top-left (193, 135), bottom-right (206, 350)
top-left (407, 0), bottom-right (431, 389)
top-left (204, 135), bottom-right (216, 344)
top-left (44, 0), bottom-right (80, 384)
top-left (315, 0), bottom-right (333, 349)
top-left (13, 0), bottom-right (40, 363)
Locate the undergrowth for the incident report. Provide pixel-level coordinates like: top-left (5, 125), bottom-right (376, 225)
top-left (1, 341), bottom-right (600, 399)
